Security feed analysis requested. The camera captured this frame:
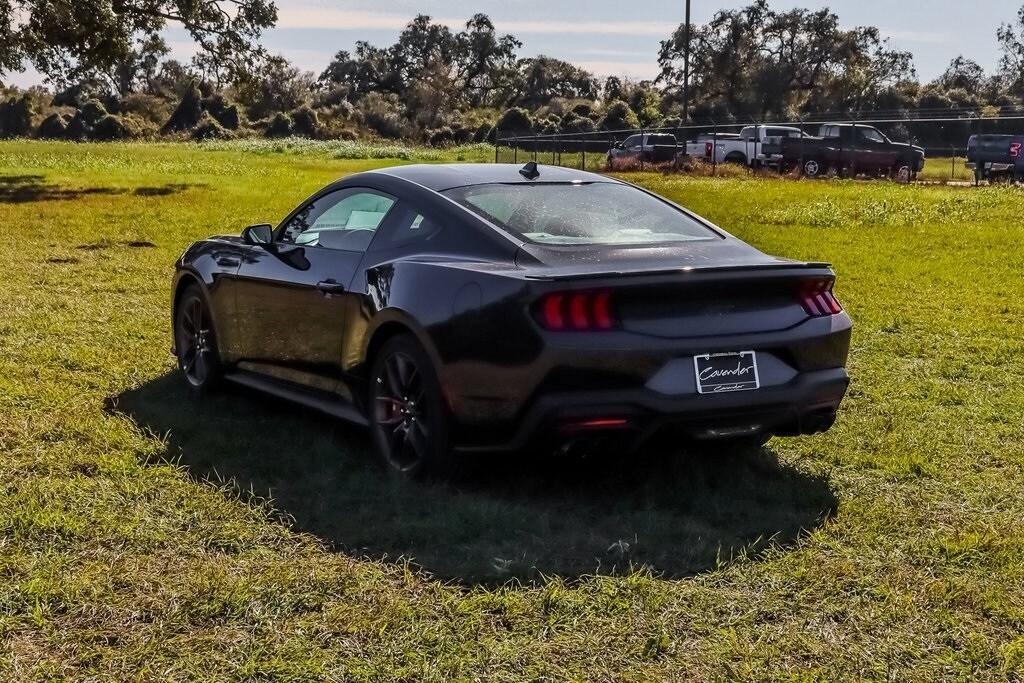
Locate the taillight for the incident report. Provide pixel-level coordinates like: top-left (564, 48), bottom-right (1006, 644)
top-left (536, 290), bottom-right (617, 331)
top-left (705, 142), bottom-right (713, 159)
top-left (799, 278), bottom-right (843, 317)
top-left (1011, 142), bottom-right (1021, 159)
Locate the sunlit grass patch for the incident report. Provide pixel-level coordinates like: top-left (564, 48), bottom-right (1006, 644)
top-left (1, 141), bottom-right (1023, 681)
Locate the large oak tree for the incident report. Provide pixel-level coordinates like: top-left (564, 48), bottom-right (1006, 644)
top-left (0, 0), bottom-right (277, 87)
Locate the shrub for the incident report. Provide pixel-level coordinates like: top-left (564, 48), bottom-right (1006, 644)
top-left (570, 102), bottom-right (598, 119)
top-left (0, 95), bottom-right (34, 138)
top-left (265, 112), bottom-right (294, 138)
top-left (427, 126), bottom-right (454, 147)
top-left (93, 114), bottom-right (130, 140)
top-left (356, 92), bottom-right (412, 139)
top-left (600, 100), bottom-right (639, 131)
top-left (65, 113), bottom-right (93, 140)
top-left (118, 93), bottom-right (171, 125)
top-left (537, 116), bottom-right (560, 135)
top-left (474, 123), bottom-right (494, 143)
top-left (192, 111), bottom-right (233, 140)
top-left (202, 94), bottom-right (241, 130)
top-left (38, 113), bottom-right (70, 139)
top-left (78, 99), bottom-right (108, 126)
top-left (216, 104), bottom-right (241, 130)
top-left (162, 83), bottom-right (204, 133)
top-left (495, 107), bottom-right (533, 135)
top-left (290, 106), bottom-right (319, 137)
top-left (561, 112), bottom-right (596, 133)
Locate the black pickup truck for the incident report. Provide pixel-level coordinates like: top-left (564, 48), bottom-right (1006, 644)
top-left (966, 134), bottom-right (1024, 181)
top-left (781, 124), bottom-right (926, 181)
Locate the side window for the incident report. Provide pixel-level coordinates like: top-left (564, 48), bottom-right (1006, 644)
top-left (279, 188), bottom-right (395, 252)
top-left (622, 135), bottom-right (640, 148)
top-left (379, 205), bottom-right (442, 248)
top-left (860, 128), bottom-right (885, 144)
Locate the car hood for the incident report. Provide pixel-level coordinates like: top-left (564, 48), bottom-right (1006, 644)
top-left (891, 141), bottom-right (925, 155)
top-left (515, 238), bottom-right (826, 280)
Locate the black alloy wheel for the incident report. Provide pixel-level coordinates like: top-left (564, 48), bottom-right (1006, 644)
top-left (370, 335), bottom-right (451, 477)
top-left (175, 285), bottom-right (222, 392)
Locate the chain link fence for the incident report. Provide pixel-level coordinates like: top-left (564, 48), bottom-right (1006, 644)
top-left (493, 107), bottom-right (1024, 184)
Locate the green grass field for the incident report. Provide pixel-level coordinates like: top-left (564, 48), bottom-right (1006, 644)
top-left (1, 140), bottom-right (1023, 681)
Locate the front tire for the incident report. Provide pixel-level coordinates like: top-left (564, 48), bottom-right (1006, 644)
top-left (893, 163), bottom-right (913, 184)
top-left (802, 158), bottom-right (825, 178)
top-left (369, 335), bottom-right (453, 478)
top-left (174, 284), bottom-right (223, 394)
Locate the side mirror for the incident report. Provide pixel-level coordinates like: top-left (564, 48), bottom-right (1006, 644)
top-left (242, 223), bottom-right (273, 246)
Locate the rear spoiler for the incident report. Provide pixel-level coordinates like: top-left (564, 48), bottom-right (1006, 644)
top-left (524, 261), bottom-right (832, 282)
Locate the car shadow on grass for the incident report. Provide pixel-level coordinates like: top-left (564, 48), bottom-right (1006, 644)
top-left (109, 373), bottom-right (838, 586)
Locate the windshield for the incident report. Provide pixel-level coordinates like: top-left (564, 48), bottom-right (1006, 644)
top-left (443, 182), bottom-right (719, 246)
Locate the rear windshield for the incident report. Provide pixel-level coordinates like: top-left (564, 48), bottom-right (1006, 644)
top-left (443, 182), bottom-right (718, 246)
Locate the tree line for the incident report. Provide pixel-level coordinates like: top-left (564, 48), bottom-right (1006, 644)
top-left (1, 0), bottom-right (1024, 146)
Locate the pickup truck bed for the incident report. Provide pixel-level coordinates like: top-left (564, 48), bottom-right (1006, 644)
top-left (966, 134), bottom-right (1024, 180)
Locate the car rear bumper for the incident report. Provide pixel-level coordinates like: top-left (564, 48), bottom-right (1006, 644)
top-left (966, 162), bottom-right (1015, 172)
top-left (455, 366), bottom-right (850, 453)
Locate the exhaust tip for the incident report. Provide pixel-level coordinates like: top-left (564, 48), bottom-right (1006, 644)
top-left (802, 408), bottom-right (837, 434)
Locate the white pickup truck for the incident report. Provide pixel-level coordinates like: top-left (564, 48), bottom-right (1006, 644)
top-left (684, 125), bottom-right (804, 167)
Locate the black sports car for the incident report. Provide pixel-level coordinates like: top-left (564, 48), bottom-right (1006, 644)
top-left (171, 162), bottom-right (851, 476)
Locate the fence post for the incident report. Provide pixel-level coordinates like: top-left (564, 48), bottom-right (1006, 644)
top-left (798, 118), bottom-right (806, 178)
top-left (712, 121), bottom-right (718, 177)
top-left (639, 127), bottom-right (645, 172)
top-left (513, 137), bottom-right (518, 164)
top-left (494, 127), bottom-right (500, 163)
top-left (951, 147), bottom-right (956, 181)
top-left (850, 115), bottom-right (857, 179)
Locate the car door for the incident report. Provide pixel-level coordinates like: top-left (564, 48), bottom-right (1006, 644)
top-left (858, 127), bottom-right (894, 170)
top-left (231, 186), bottom-right (397, 392)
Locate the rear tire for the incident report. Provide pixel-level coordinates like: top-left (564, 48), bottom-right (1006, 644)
top-left (724, 152), bottom-right (747, 165)
top-left (802, 158), bottom-right (825, 178)
top-left (369, 335), bottom-right (453, 478)
top-left (173, 284), bottom-right (223, 395)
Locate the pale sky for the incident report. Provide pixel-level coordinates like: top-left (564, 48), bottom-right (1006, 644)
top-left (6, 1), bottom-right (1021, 88)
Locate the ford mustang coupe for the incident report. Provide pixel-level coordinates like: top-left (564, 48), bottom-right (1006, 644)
top-left (171, 163), bottom-right (851, 476)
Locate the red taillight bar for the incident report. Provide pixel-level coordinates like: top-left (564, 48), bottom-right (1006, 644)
top-left (537, 290), bottom-right (617, 331)
top-left (799, 278), bottom-right (843, 317)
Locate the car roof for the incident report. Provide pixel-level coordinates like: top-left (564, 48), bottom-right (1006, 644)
top-left (365, 163), bottom-right (618, 192)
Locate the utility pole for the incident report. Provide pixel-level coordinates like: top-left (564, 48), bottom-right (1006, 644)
top-left (682, 0), bottom-right (691, 123)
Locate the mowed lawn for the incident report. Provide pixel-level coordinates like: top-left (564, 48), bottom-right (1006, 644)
top-left (1, 140), bottom-right (1023, 681)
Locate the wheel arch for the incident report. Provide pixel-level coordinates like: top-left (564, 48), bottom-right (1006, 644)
top-left (362, 312), bottom-right (443, 378)
top-left (171, 270), bottom-right (222, 356)
top-left (362, 313), bottom-right (454, 411)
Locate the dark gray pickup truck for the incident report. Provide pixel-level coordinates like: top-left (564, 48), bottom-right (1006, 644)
top-left (780, 124), bottom-right (926, 181)
top-left (966, 134), bottom-right (1024, 181)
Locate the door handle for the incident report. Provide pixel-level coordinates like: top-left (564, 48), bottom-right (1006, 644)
top-left (316, 279), bottom-right (346, 295)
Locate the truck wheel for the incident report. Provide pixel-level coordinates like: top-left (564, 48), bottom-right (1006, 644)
top-left (724, 152), bottom-right (747, 165)
top-left (802, 159), bottom-right (824, 178)
top-left (893, 163), bottom-right (912, 184)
